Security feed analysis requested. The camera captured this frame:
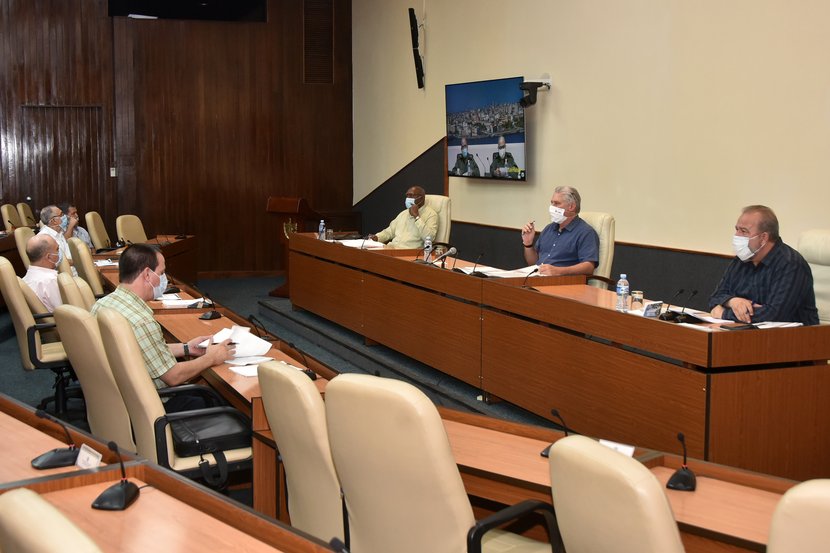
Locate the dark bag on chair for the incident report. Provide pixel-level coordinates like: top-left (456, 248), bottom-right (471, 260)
top-left (170, 412), bottom-right (251, 487)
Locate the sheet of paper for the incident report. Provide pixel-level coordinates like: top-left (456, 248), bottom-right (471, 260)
top-left (599, 439), bottom-right (635, 457)
top-left (485, 265), bottom-right (541, 279)
top-left (94, 259), bottom-right (118, 267)
top-left (159, 293), bottom-right (181, 300)
top-left (229, 365), bottom-right (260, 377)
top-left (199, 326), bottom-right (271, 357)
top-left (226, 356), bottom-right (274, 366)
top-left (753, 321), bottom-right (803, 328)
top-left (337, 239), bottom-right (385, 249)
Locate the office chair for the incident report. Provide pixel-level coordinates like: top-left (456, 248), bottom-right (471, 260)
top-left (549, 434), bottom-right (685, 553)
top-left (580, 211), bottom-right (616, 289)
top-left (797, 229), bottom-right (830, 324)
top-left (13, 226), bottom-right (35, 269)
top-left (16, 201), bottom-right (37, 226)
top-left (326, 373), bottom-right (558, 553)
top-left (424, 194), bottom-right (452, 243)
top-left (57, 272), bottom-right (96, 310)
top-left (68, 236), bottom-right (105, 296)
top-left (116, 214), bottom-right (148, 244)
top-left (0, 487), bottom-right (102, 553)
top-left (86, 210), bottom-right (112, 250)
top-left (1, 203), bottom-right (23, 232)
top-left (767, 479), bottom-right (830, 553)
top-left (54, 305), bottom-right (137, 452)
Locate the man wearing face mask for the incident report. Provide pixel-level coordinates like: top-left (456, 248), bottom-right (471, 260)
top-left (489, 135), bottom-right (517, 178)
top-left (37, 205), bottom-right (74, 266)
top-left (708, 205), bottom-right (818, 325)
top-left (452, 137), bottom-right (480, 177)
top-left (520, 186), bottom-right (599, 276)
top-left (22, 235), bottom-right (63, 312)
top-left (369, 186), bottom-right (438, 249)
top-left (58, 202), bottom-right (94, 251)
top-left (91, 244), bottom-right (235, 412)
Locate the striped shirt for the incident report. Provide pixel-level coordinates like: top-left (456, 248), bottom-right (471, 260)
top-left (708, 240), bottom-right (819, 325)
top-left (91, 286), bottom-right (176, 387)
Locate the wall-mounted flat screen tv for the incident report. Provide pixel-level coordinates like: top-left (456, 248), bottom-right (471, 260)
top-left (446, 76), bottom-right (526, 181)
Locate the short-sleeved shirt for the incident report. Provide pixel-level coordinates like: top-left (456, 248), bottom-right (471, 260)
top-left (91, 286), bottom-right (176, 388)
top-left (374, 205), bottom-right (439, 249)
top-left (22, 265), bottom-right (62, 312)
top-left (38, 225), bottom-right (72, 261)
top-left (534, 217), bottom-right (599, 267)
top-left (708, 240), bottom-right (819, 325)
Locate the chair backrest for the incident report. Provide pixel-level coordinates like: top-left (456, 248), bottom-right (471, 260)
top-left (68, 237), bottom-right (104, 295)
top-left (1, 203), bottom-right (22, 232)
top-left (767, 479), bottom-right (830, 553)
top-left (116, 214), bottom-right (148, 244)
top-left (580, 211), bottom-right (616, 287)
top-left (57, 273), bottom-right (95, 310)
top-left (549, 435), bottom-right (684, 553)
top-left (16, 202), bottom-right (36, 226)
top-left (14, 226), bottom-right (35, 269)
top-left (325, 373), bottom-right (474, 553)
top-left (85, 211), bottom-right (111, 250)
top-left (798, 230), bottom-right (830, 324)
top-left (0, 487), bottom-right (102, 553)
top-left (97, 307), bottom-right (170, 464)
top-left (0, 257), bottom-right (41, 370)
top-left (258, 362), bottom-right (343, 542)
top-left (424, 194), bottom-right (452, 243)
top-left (54, 305), bottom-right (136, 452)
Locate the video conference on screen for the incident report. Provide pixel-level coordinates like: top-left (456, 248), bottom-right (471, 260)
top-left (446, 76), bottom-right (526, 181)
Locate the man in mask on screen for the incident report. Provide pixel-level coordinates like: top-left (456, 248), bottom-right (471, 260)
top-left (708, 205), bottom-right (818, 325)
top-left (369, 186), bottom-right (438, 249)
top-left (91, 244), bottom-right (235, 411)
top-left (489, 135), bottom-right (518, 178)
top-left (452, 137), bottom-right (480, 177)
top-left (520, 186), bottom-right (598, 276)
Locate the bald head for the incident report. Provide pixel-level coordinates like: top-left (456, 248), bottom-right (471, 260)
top-left (27, 235), bottom-right (59, 267)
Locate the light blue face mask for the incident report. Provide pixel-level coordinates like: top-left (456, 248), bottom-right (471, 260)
top-left (60, 214), bottom-right (69, 230)
top-left (405, 197), bottom-right (416, 209)
top-left (152, 270), bottom-right (168, 299)
top-left (461, 147), bottom-right (468, 157)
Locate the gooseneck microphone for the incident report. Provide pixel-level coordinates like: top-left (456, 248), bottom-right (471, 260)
top-left (31, 409), bottom-right (79, 469)
top-left (199, 293), bottom-right (221, 320)
top-left (675, 290), bottom-right (699, 323)
top-left (666, 432), bottom-right (697, 492)
top-left (521, 267), bottom-right (540, 288)
top-left (540, 408), bottom-right (578, 457)
top-left (7, 220), bottom-right (16, 231)
top-left (247, 314), bottom-right (278, 341)
top-left (659, 288), bottom-right (685, 321)
top-left (287, 341), bottom-right (317, 381)
top-left (431, 247), bottom-right (457, 268)
top-left (92, 441), bottom-right (140, 510)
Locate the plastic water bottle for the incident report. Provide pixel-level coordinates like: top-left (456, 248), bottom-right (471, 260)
top-left (616, 274), bottom-right (630, 312)
top-left (423, 236), bottom-right (433, 261)
top-left (318, 219), bottom-right (326, 240)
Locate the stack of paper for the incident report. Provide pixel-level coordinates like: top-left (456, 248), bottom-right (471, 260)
top-left (337, 239), bottom-right (385, 249)
top-left (199, 326), bottom-right (272, 358)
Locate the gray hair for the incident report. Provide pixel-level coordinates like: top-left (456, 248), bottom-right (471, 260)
top-left (26, 235), bottom-right (54, 263)
top-left (742, 205), bottom-right (780, 241)
top-left (39, 205), bottom-right (58, 225)
top-left (554, 186), bottom-right (582, 213)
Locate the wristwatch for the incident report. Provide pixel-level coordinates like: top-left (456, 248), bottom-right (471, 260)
top-left (523, 242), bottom-right (534, 248)
top-left (183, 343), bottom-right (190, 357)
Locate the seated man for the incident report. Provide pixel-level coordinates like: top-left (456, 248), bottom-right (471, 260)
top-left (59, 202), bottom-right (94, 251)
top-left (452, 137), bottom-right (480, 177)
top-left (22, 235), bottom-right (62, 312)
top-left (520, 185), bottom-right (599, 276)
top-left (37, 205), bottom-right (73, 265)
top-left (369, 186), bottom-right (438, 249)
top-left (489, 135), bottom-right (518, 178)
top-left (708, 205), bottom-right (818, 325)
top-left (91, 244), bottom-right (235, 412)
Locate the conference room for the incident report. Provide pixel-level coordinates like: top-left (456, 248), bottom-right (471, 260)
top-left (1, 0), bottom-right (829, 551)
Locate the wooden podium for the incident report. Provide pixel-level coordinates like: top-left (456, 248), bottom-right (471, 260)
top-left (265, 196), bottom-right (321, 297)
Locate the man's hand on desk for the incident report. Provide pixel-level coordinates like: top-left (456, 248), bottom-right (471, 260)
top-left (204, 339), bottom-right (236, 365)
top-left (538, 263), bottom-right (564, 277)
top-left (720, 297), bottom-right (760, 323)
top-left (185, 335), bottom-right (213, 357)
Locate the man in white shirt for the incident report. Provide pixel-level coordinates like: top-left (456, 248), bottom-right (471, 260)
top-left (369, 186), bottom-right (438, 249)
top-left (38, 205), bottom-right (73, 265)
top-left (22, 234), bottom-right (63, 312)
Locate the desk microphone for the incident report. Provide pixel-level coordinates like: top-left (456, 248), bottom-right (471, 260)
top-left (287, 341), bottom-right (317, 381)
top-left (659, 288), bottom-right (685, 321)
top-left (31, 409), bottom-right (79, 469)
top-left (675, 290), bottom-right (699, 324)
top-left (7, 220), bottom-right (16, 231)
top-left (359, 234), bottom-right (369, 250)
top-left (431, 247), bottom-right (457, 268)
top-left (468, 252), bottom-right (490, 278)
top-left (521, 267), bottom-right (539, 288)
top-left (247, 314), bottom-right (278, 341)
top-left (199, 293), bottom-right (221, 320)
top-left (666, 432), bottom-right (696, 492)
top-left (540, 408), bottom-right (578, 457)
top-left (92, 441), bottom-right (140, 510)
top-left (26, 215), bottom-right (36, 225)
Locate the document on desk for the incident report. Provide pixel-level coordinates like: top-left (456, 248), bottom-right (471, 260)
top-left (161, 298), bottom-right (205, 307)
top-left (482, 265), bottom-right (541, 279)
top-left (94, 259), bottom-right (118, 267)
top-left (337, 239), bottom-right (385, 249)
top-left (199, 326), bottom-right (272, 357)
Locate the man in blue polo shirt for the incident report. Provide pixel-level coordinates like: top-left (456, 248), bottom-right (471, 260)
top-left (520, 186), bottom-right (599, 276)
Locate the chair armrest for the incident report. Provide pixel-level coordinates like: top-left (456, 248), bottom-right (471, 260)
top-left (157, 384), bottom-right (225, 407)
top-left (94, 293), bottom-right (106, 299)
top-left (33, 312), bottom-right (53, 321)
top-left (152, 407), bottom-right (251, 468)
top-left (467, 499), bottom-right (564, 553)
top-left (587, 274), bottom-right (615, 289)
top-left (25, 323), bottom-right (68, 370)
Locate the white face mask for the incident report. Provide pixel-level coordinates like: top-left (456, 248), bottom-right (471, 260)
top-left (732, 234), bottom-right (762, 262)
top-left (150, 270), bottom-right (168, 299)
top-left (498, 146), bottom-right (506, 158)
top-left (405, 197), bottom-right (416, 209)
top-left (549, 205), bottom-right (566, 224)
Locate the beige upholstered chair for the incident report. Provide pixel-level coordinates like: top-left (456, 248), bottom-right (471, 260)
top-left (16, 201), bottom-right (36, 226)
top-left (0, 487), bottom-right (102, 553)
top-left (258, 361), bottom-right (344, 542)
top-left (798, 230), bottom-right (830, 324)
top-left (116, 214), bottom-right (148, 244)
top-left (86, 210), bottom-right (112, 250)
top-left (326, 373), bottom-right (555, 553)
top-left (97, 307), bottom-right (252, 476)
top-left (424, 194), bottom-right (452, 243)
top-left (0, 257), bottom-right (73, 412)
top-left (68, 236), bottom-right (104, 296)
top-left (54, 305), bottom-right (136, 452)
top-left (13, 226), bottom-right (35, 269)
top-left (767, 479), bottom-right (830, 553)
top-left (57, 272), bottom-right (95, 310)
top-left (549, 435), bottom-right (684, 553)
top-left (1, 203), bottom-right (23, 232)
top-left (18, 276), bottom-right (59, 343)
top-left (580, 211), bottom-right (616, 289)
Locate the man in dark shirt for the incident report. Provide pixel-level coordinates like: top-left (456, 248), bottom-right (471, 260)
top-left (520, 186), bottom-right (599, 276)
top-left (708, 205), bottom-right (819, 325)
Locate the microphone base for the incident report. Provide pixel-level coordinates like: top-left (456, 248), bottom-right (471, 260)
top-left (470, 271), bottom-right (489, 278)
top-left (31, 447), bottom-right (79, 470)
top-left (412, 259), bottom-right (431, 264)
top-left (659, 311), bottom-right (679, 321)
top-left (199, 310), bottom-right (222, 320)
top-left (92, 480), bottom-right (140, 511)
top-left (666, 467), bottom-right (697, 492)
top-left (675, 313), bottom-right (707, 325)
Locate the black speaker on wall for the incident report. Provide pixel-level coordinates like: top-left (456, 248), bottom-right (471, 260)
top-left (408, 8), bottom-right (425, 89)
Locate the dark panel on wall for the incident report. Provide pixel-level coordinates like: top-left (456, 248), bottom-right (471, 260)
top-left (354, 138), bottom-right (446, 236)
top-left (0, 0), bottom-right (116, 233)
top-left (304, 0), bottom-right (333, 84)
top-left (450, 221), bottom-right (526, 270)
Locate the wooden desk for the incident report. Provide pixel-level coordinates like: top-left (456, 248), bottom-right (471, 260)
top-left (290, 233), bottom-right (830, 480)
top-left (93, 235), bottom-right (198, 285)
